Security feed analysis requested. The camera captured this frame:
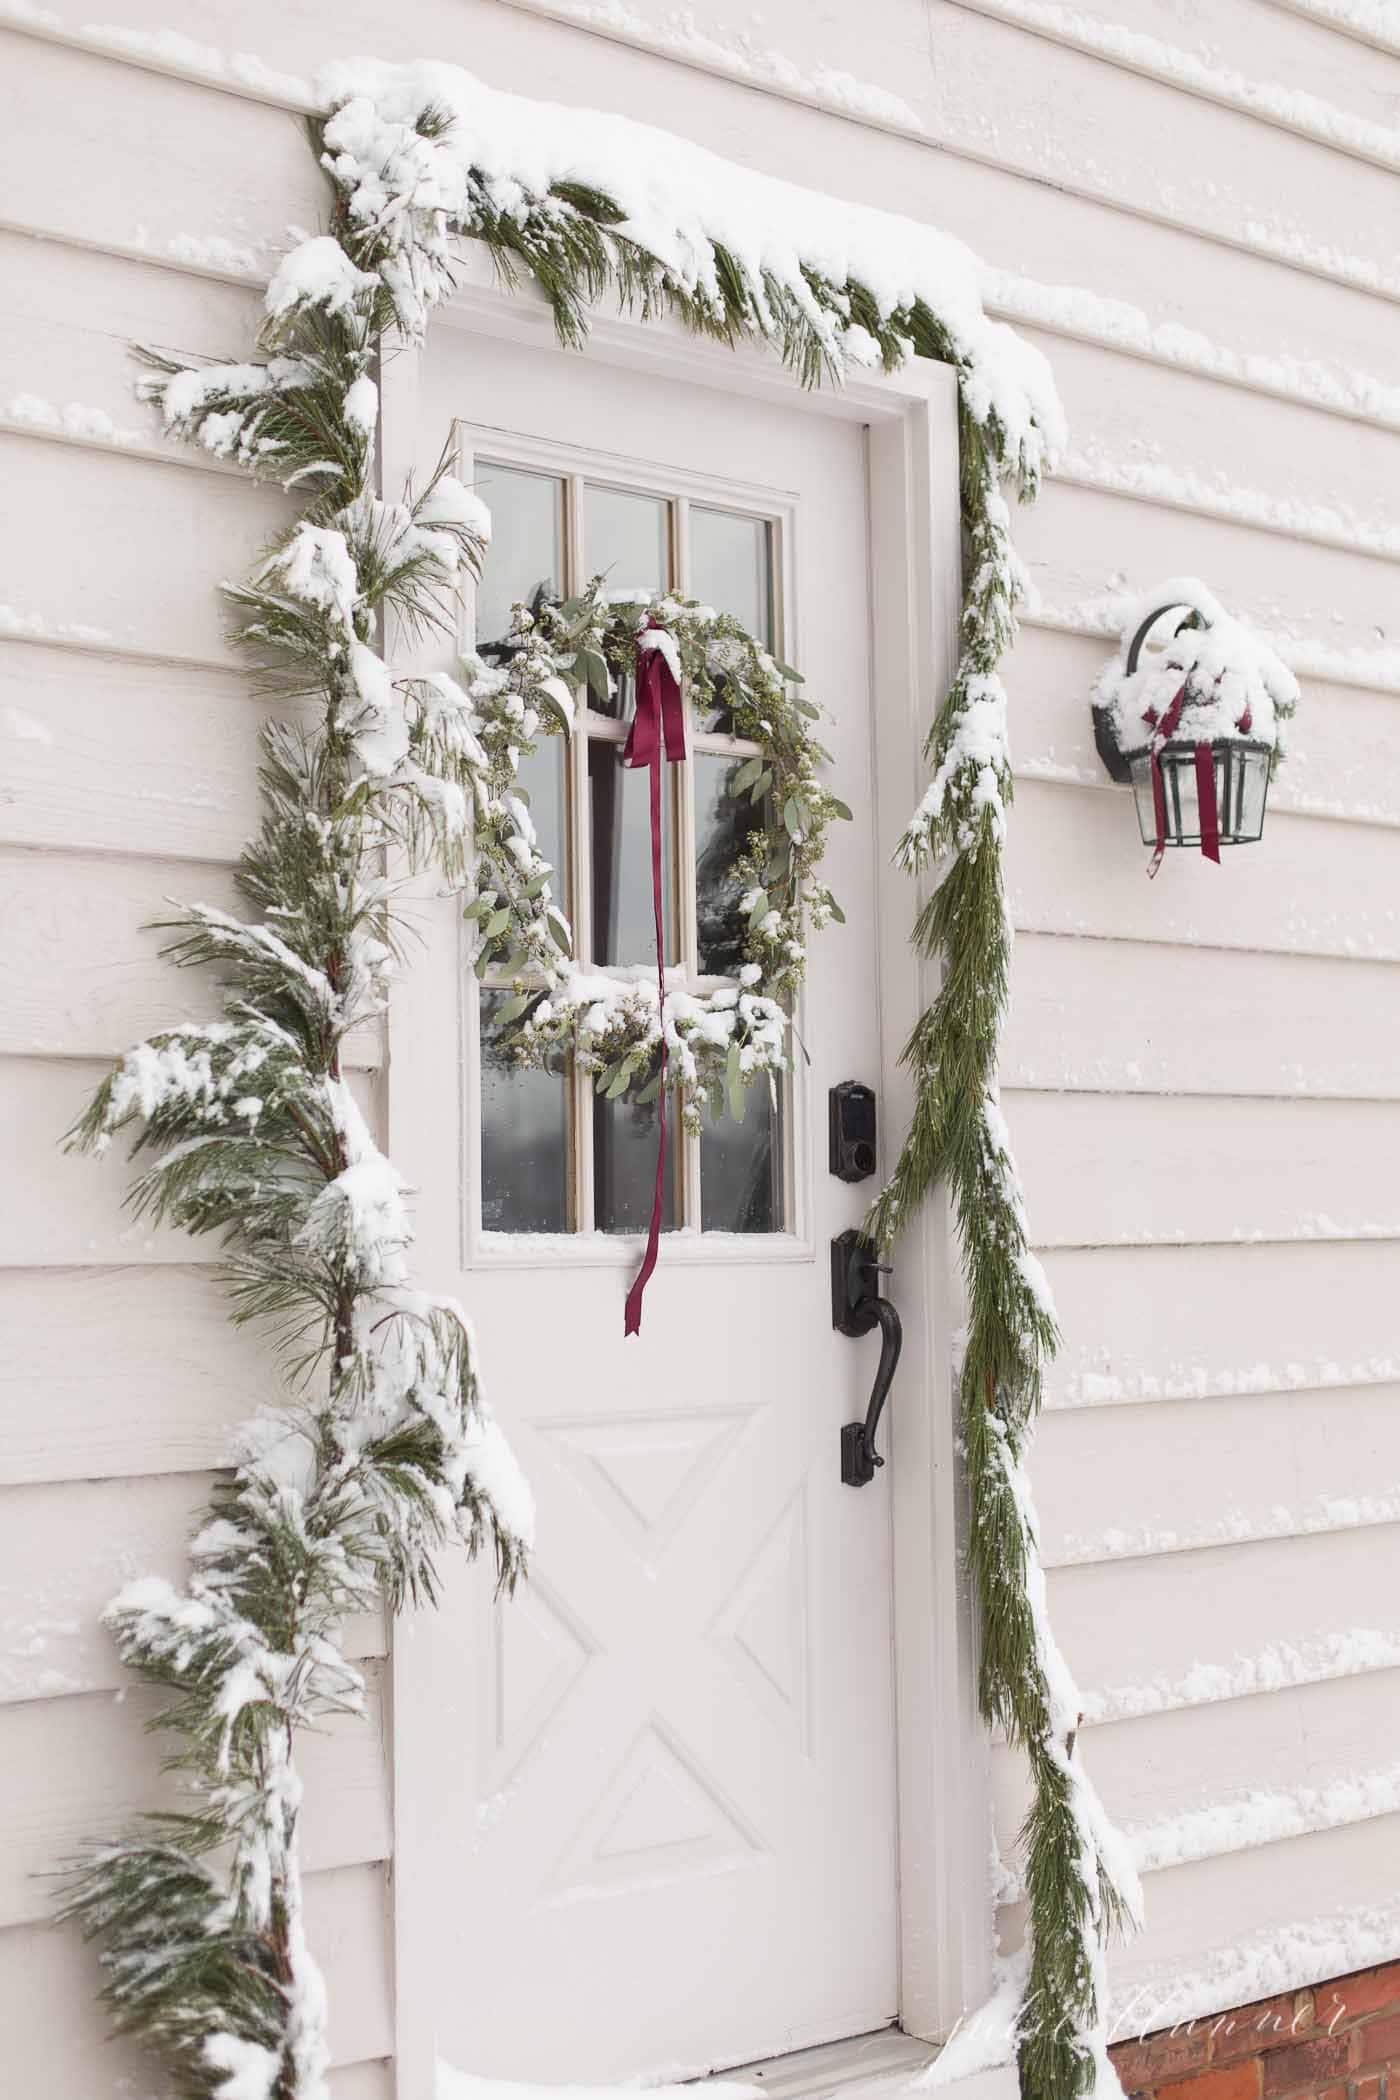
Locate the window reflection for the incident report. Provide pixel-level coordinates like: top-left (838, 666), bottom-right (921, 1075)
top-left (589, 740), bottom-right (677, 966)
top-left (594, 1073), bottom-right (678, 1235)
top-left (479, 991), bottom-right (571, 1232)
top-left (690, 508), bottom-right (772, 732)
top-left (694, 752), bottom-right (766, 977)
top-left (700, 1082), bottom-right (781, 1234)
top-left (473, 464), bottom-right (563, 646)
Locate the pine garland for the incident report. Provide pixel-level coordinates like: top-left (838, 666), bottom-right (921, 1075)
top-left (61, 65), bottom-right (1135, 2100)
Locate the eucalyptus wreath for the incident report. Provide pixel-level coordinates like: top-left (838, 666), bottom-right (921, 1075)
top-left (467, 580), bottom-right (848, 1127)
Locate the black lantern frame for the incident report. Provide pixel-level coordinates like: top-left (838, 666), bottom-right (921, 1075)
top-left (1092, 602), bottom-right (1274, 854)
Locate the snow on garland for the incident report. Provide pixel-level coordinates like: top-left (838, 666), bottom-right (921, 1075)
top-left (60, 53), bottom-right (1132, 2100)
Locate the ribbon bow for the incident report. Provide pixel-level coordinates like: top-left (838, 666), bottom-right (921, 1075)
top-left (1146, 683), bottom-right (1220, 879)
top-left (622, 619), bottom-right (687, 1336)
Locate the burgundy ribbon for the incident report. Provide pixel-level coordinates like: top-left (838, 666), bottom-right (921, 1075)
top-left (622, 620), bottom-right (686, 1337)
top-left (1145, 685), bottom-right (1220, 877)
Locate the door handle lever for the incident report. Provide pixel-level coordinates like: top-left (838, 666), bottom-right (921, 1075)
top-left (830, 1230), bottom-right (904, 1486)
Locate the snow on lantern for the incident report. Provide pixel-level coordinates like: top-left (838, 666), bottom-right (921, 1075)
top-left (1091, 580), bottom-right (1299, 877)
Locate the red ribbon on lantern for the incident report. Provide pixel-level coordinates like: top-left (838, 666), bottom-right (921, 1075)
top-left (1146, 683), bottom-right (1221, 877)
top-left (622, 618), bottom-right (687, 1337)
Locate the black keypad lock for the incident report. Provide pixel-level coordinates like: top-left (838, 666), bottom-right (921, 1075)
top-left (828, 1081), bottom-right (877, 1183)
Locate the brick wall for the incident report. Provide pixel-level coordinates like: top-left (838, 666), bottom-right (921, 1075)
top-left (1111, 1962), bottom-right (1400, 2100)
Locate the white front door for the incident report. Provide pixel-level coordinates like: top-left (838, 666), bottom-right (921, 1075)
top-left (393, 322), bottom-right (900, 2083)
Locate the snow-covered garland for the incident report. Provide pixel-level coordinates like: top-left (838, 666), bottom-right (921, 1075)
top-left (475, 582), bottom-right (846, 1122)
top-left (62, 57), bottom-right (1135, 2100)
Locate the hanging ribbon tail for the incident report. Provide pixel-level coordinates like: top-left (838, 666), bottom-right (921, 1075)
top-left (622, 624), bottom-right (686, 1337)
top-left (1145, 683), bottom-right (1186, 880)
top-left (1194, 739), bottom-right (1221, 864)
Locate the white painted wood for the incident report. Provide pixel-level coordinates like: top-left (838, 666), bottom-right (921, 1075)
top-left (1041, 1238), bottom-right (1400, 1410)
top-left (0, 1266), bottom-right (267, 1484)
top-left (0, 645), bottom-right (271, 861)
top-left (1033, 1382), bottom-right (1400, 1567)
top-left (1003, 935), bottom-right (1400, 1100)
top-left (1008, 1089), bottom-right (1400, 1247)
top-left (390, 317), bottom-right (906, 2082)
top-left (1049, 1524), bottom-right (1400, 1720)
top-left (995, 1659), bottom-right (1400, 1851)
top-left (0, 432), bottom-right (291, 663)
top-left (0, 1864), bottom-right (390, 2091)
top-left (333, 2065), bottom-right (394, 2100)
top-left (0, 1473), bottom-right (384, 1703)
top-left (1005, 783), bottom-right (1400, 961)
top-left (0, 1665), bottom-right (391, 1928)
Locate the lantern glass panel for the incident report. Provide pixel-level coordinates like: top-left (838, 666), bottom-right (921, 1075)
top-left (1128, 741), bottom-right (1271, 849)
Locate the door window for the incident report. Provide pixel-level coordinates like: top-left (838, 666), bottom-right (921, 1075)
top-left (473, 460), bottom-right (788, 1239)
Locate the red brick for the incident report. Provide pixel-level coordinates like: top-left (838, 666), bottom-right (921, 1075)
top-left (1111, 2029), bottom-right (1213, 2092)
top-left (1260, 2033), bottom-right (1352, 2097)
top-left (1350, 2076), bottom-right (1384, 2100)
top-left (1326, 1966), bottom-right (1400, 2028)
top-left (1213, 2003), bottom-right (1312, 2064)
top-left (1159, 2060), bottom-right (1262, 2100)
top-left (1315, 2085), bottom-right (1346, 2100)
top-left (1353, 2011), bottom-right (1400, 2069)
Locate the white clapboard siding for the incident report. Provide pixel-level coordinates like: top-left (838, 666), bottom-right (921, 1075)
top-left (0, 645), bottom-right (270, 861)
top-left (1006, 623), bottom-right (1400, 820)
top-left (0, 849), bottom-right (384, 1067)
top-left (922, 6), bottom-right (1400, 282)
top-left (0, 1266), bottom-right (281, 1486)
top-left (1015, 326), bottom-right (1400, 520)
top-left (0, 229), bottom-right (265, 464)
top-left (1002, 934), bottom-right (1400, 1100)
top-left (1020, 481), bottom-right (1399, 659)
top-left (1040, 1239), bottom-right (1400, 1408)
top-left (992, 1662), bottom-right (1400, 1851)
top-left (0, 1473), bottom-right (385, 1704)
top-left (1005, 784), bottom-right (1400, 960)
top-left (1, 433), bottom-right (292, 664)
top-left (333, 2065), bottom-right (394, 2100)
top-left (0, 1057), bottom-right (382, 1267)
top-left (1006, 1089), bottom-right (1400, 1247)
top-left (0, 30), bottom-right (324, 263)
top-left (0, 1665), bottom-right (391, 1929)
top-left (1033, 1384), bottom-right (1400, 1567)
top-left (1050, 1524), bottom-right (1400, 1720)
top-left (0, 1863), bottom-right (390, 2089)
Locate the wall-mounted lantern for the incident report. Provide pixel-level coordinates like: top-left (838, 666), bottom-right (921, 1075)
top-left (1091, 585), bottom-right (1299, 877)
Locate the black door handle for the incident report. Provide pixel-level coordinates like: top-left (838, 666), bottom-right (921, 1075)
top-left (830, 1230), bottom-right (903, 1486)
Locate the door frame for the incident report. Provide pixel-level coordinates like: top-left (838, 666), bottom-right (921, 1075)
top-left (380, 248), bottom-right (992, 2092)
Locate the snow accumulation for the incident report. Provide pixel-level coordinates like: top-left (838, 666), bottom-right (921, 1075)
top-left (1093, 577), bottom-right (1299, 756)
top-left (1052, 1356), bottom-right (1400, 1410)
top-left (314, 55), bottom-right (1064, 474)
top-left (1284, 0), bottom-right (1400, 52)
top-left (507, 0), bottom-right (925, 131)
top-left (971, 0), bottom-right (1400, 171)
top-left (1124, 1759), bottom-right (1400, 1876)
top-left (1082, 1627), bottom-right (1400, 1727)
top-left (5, 391), bottom-right (140, 446)
top-left (1063, 448), bottom-right (1400, 562)
top-left (437, 2068), bottom-right (759, 2100)
top-left (1052, 1486), bottom-right (1400, 1568)
top-left (1036, 591), bottom-right (1400, 698)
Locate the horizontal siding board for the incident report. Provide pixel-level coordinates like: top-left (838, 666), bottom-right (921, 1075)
top-left (1033, 1382), bottom-right (1400, 1568)
top-left (1003, 934), bottom-right (1400, 1100)
top-left (1007, 1090), bottom-right (1400, 1247)
top-left (0, 1267), bottom-right (267, 1485)
top-left (1042, 1239), bottom-right (1400, 1408)
top-left (1005, 783), bottom-right (1400, 960)
top-left (0, 1058), bottom-right (380, 1266)
top-left (0, 227), bottom-right (264, 465)
top-left (0, 1665), bottom-right (391, 1928)
top-left (1051, 1525), bottom-right (1400, 1721)
top-left (0, 1473), bottom-right (384, 1703)
top-left (0, 646), bottom-right (270, 861)
top-left (1005, 623), bottom-right (1400, 822)
top-left (1, 431), bottom-right (291, 663)
top-left (994, 1664), bottom-right (1400, 1855)
top-left (0, 31), bottom-right (323, 265)
top-left (0, 1862), bottom-right (389, 2088)
top-left (1020, 480), bottom-right (1400, 660)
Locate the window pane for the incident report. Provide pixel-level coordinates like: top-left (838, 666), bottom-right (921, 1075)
top-left (589, 740), bottom-right (677, 966)
top-left (479, 990), bottom-right (570, 1232)
top-left (689, 507), bottom-right (772, 644)
top-left (594, 1079), bottom-right (678, 1235)
top-left (694, 751), bottom-right (767, 978)
top-left (474, 464), bottom-right (563, 646)
top-left (701, 1081), bottom-right (782, 1234)
top-left (584, 483), bottom-right (668, 597)
top-left (514, 738), bottom-right (567, 898)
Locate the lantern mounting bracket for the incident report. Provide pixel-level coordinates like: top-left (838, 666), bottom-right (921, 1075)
top-left (1092, 602), bottom-right (1206, 784)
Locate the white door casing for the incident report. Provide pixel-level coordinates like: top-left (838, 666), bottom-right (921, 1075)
top-left (383, 256), bottom-right (988, 2096)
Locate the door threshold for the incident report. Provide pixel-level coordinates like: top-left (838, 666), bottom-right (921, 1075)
top-left (707, 2029), bottom-right (938, 2100)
